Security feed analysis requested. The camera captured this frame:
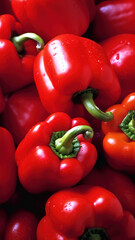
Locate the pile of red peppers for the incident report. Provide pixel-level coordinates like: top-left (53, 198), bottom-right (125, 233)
top-left (0, 0), bottom-right (135, 239)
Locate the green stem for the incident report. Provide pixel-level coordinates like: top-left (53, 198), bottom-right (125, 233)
top-left (119, 110), bottom-right (135, 140)
top-left (81, 92), bottom-right (113, 122)
top-left (12, 32), bottom-right (44, 53)
top-left (55, 125), bottom-right (94, 155)
top-left (79, 228), bottom-right (109, 240)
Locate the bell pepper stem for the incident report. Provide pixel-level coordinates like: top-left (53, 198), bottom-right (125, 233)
top-left (55, 125), bottom-right (94, 155)
top-left (12, 32), bottom-right (44, 53)
top-left (128, 114), bottom-right (135, 134)
top-left (81, 92), bottom-right (113, 122)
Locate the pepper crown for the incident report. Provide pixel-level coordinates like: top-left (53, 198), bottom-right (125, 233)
top-left (49, 125), bottom-right (94, 159)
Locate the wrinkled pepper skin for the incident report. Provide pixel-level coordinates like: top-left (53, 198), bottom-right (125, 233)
top-left (37, 184), bottom-right (135, 240)
top-left (81, 165), bottom-right (135, 216)
top-left (102, 92), bottom-right (135, 173)
top-left (0, 14), bottom-right (35, 93)
top-left (15, 112), bottom-right (97, 194)
top-left (11, 0), bottom-right (96, 42)
top-left (92, 0), bottom-right (135, 42)
top-left (1, 84), bottom-right (49, 145)
top-left (34, 34), bottom-right (121, 121)
top-left (0, 127), bottom-right (17, 204)
top-left (4, 210), bottom-right (38, 240)
top-left (101, 34), bottom-right (135, 102)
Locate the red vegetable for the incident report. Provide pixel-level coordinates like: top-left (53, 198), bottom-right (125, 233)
top-left (1, 84), bottom-right (49, 145)
top-left (15, 112), bottom-right (97, 193)
top-left (81, 165), bottom-right (135, 216)
top-left (34, 34), bottom-right (121, 122)
top-left (92, 0), bottom-right (135, 42)
top-left (0, 14), bottom-right (44, 93)
top-left (4, 210), bottom-right (38, 240)
top-left (11, 0), bottom-right (96, 42)
top-left (102, 92), bottom-right (135, 173)
top-left (37, 184), bottom-right (135, 240)
top-left (0, 127), bottom-right (17, 204)
top-left (101, 34), bottom-right (135, 102)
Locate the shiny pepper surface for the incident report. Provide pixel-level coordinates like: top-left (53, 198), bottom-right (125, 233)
top-left (102, 92), bottom-right (135, 173)
top-left (15, 112), bottom-right (97, 194)
top-left (11, 0), bottom-right (96, 42)
top-left (34, 34), bottom-right (121, 122)
top-left (37, 184), bottom-right (135, 240)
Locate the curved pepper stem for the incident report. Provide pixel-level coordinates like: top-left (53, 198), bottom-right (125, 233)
top-left (55, 125), bottom-right (94, 155)
top-left (12, 32), bottom-right (44, 53)
top-left (81, 91), bottom-right (113, 122)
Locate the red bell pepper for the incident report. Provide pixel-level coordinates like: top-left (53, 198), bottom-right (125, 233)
top-left (34, 34), bottom-right (121, 122)
top-left (37, 184), bottom-right (135, 240)
top-left (101, 34), bottom-right (135, 102)
top-left (11, 0), bottom-right (96, 42)
top-left (1, 84), bottom-right (49, 145)
top-left (81, 165), bottom-right (135, 216)
top-left (92, 0), bottom-right (135, 42)
top-left (0, 14), bottom-right (44, 93)
top-left (102, 92), bottom-right (135, 173)
top-left (0, 127), bottom-right (17, 204)
top-left (15, 112), bottom-right (97, 193)
top-left (4, 210), bottom-right (38, 240)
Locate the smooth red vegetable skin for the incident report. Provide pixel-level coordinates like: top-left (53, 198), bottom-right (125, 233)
top-left (15, 112), bottom-right (97, 193)
top-left (4, 210), bottom-right (38, 240)
top-left (81, 165), bottom-right (135, 216)
top-left (92, 0), bottom-right (135, 42)
top-left (101, 34), bottom-right (135, 102)
top-left (102, 92), bottom-right (135, 173)
top-left (37, 184), bottom-right (135, 240)
top-left (1, 84), bottom-right (49, 145)
top-left (34, 34), bottom-right (121, 117)
top-left (11, 0), bottom-right (95, 42)
top-left (0, 14), bottom-right (35, 93)
top-left (0, 127), bottom-right (17, 204)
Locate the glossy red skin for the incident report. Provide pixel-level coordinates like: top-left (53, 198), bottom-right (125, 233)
top-left (92, 0), bottom-right (135, 42)
top-left (102, 92), bottom-right (135, 173)
top-left (0, 14), bottom-right (35, 93)
top-left (11, 0), bottom-right (95, 42)
top-left (81, 165), bottom-right (135, 216)
top-left (101, 34), bottom-right (135, 102)
top-left (0, 208), bottom-right (7, 240)
top-left (1, 84), bottom-right (49, 145)
top-left (37, 184), bottom-right (135, 240)
top-left (4, 210), bottom-right (38, 240)
top-left (34, 34), bottom-right (121, 118)
top-left (0, 127), bottom-right (17, 204)
top-left (15, 112), bottom-right (97, 194)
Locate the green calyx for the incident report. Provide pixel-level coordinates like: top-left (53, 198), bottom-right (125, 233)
top-left (79, 228), bottom-right (109, 240)
top-left (49, 125), bottom-right (94, 159)
top-left (73, 88), bottom-right (113, 122)
top-left (12, 32), bottom-right (44, 53)
top-left (119, 110), bottom-right (135, 140)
